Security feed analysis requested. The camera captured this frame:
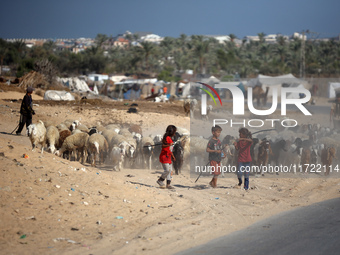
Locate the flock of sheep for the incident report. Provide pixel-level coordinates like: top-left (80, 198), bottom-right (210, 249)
top-left (219, 124), bottom-right (340, 176)
top-left (25, 118), bottom-right (192, 172)
top-left (22, 98), bottom-right (213, 174)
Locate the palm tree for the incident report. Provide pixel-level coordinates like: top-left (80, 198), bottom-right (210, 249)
top-left (139, 41), bottom-right (155, 72)
top-left (257, 32), bottom-right (266, 44)
top-left (276, 36), bottom-right (286, 46)
top-left (190, 35), bottom-right (211, 75)
top-left (160, 37), bottom-right (175, 66)
top-left (229, 34), bottom-right (237, 43)
top-left (95, 34), bottom-right (108, 47)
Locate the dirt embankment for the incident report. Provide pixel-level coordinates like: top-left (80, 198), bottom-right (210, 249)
top-left (0, 88), bottom-right (339, 255)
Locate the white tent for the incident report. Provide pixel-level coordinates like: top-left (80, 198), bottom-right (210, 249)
top-left (247, 74), bottom-right (307, 87)
top-left (57, 77), bottom-right (98, 95)
top-left (201, 76), bottom-right (221, 85)
top-left (328, 83), bottom-right (340, 98)
top-left (182, 82), bottom-right (192, 98)
top-left (93, 84), bottom-right (99, 95)
top-left (247, 74), bottom-right (309, 98)
top-left (44, 90), bottom-right (75, 101)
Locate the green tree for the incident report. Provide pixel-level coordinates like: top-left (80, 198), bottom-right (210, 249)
top-left (95, 34), bottom-right (109, 47)
top-left (229, 33), bottom-right (237, 43)
top-left (138, 41), bottom-right (156, 72)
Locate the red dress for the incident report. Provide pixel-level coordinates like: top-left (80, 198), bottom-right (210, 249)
top-left (159, 136), bottom-right (173, 164)
top-left (237, 140), bottom-right (252, 162)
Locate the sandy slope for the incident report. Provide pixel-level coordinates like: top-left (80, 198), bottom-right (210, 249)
top-left (0, 90), bottom-right (339, 255)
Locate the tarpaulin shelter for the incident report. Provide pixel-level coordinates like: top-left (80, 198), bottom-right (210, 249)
top-left (57, 77), bottom-right (97, 94)
top-left (44, 90), bottom-right (75, 101)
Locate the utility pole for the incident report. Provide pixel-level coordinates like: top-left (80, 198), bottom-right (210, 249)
top-left (300, 30), bottom-right (306, 79)
top-left (300, 30), bottom-right (319, 79)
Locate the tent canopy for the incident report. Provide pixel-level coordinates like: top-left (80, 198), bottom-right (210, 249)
top-left (246, 74), bottom-right (310, 98)
top-left (247, 74), bottom-right (308, 87)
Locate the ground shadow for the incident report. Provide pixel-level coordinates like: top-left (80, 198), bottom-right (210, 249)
top-left (128, 181), bottom-right (156, 188)
top-left (0, 131), bottom-right (18, 136)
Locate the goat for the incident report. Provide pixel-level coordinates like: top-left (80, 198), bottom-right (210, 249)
top-left (321, 147), bottom-right (337, 176)
top-left (257, 139), bottom-right (273, 176)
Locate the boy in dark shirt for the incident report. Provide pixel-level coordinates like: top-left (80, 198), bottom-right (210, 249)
top-left (16, 87), bottom-right (35, 135)
top-left (206, 125), bottom-right (225, 188)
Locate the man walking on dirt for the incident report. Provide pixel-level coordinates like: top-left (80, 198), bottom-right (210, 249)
top-left (16, 87), bottom-right (35, 135)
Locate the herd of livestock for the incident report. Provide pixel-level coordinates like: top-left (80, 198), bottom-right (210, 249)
top-left (24, 115), bottom-right (339, 178)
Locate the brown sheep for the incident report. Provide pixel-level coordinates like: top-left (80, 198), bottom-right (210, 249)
top-left (128, 124), bottom-right (143, 136)
top-left (321, 147), bottom-right (337, 176)
top-left (183, 99), bottom-right (197, 118)
top-left (301, 148), bottom-right (311, 173)
top-left (257, 139), bottom-right (273, 175)
top-left (58, 129), bottom-right (71, 149)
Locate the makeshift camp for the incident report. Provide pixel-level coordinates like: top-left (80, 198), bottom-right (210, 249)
top-left (247, 74), bottom-right (310, 99)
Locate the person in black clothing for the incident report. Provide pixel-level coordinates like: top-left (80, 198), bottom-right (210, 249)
top-left (16, 87), bottom-right (35, 135)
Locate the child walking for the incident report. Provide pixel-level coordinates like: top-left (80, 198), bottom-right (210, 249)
top-left (157, 125), bottom-right (177, 189)
top-left (206, 125), bottom-right (225, 188)
top-left (234, 128), bottom-right (253, 190)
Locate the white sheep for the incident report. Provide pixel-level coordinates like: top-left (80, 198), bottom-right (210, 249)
top-left (70, 120), bottom-right (80, 130)
top-left (46, 125), bottom-right (60, 154)
top-left (124, 136), bottom-right (137, 168)
top-left (119, 129), bottom-right (138, 164)
top-left (133, 133), bottom-right (142, 145)
top-left (55, 132), bottom-right (89, 163)
top-left (110, 134), bottom-right (131, 171)
top-left (86, 133), bottom-right (109, 167)
top-left (27, 120), bottom-right (47, 154)
top-left (56, 123), bottom-right (69, 132)
top-left (111, 142), bottom-right (129, 171)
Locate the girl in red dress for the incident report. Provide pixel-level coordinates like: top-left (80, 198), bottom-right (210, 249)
top-left (157, 125), bottom-right (177, 189)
